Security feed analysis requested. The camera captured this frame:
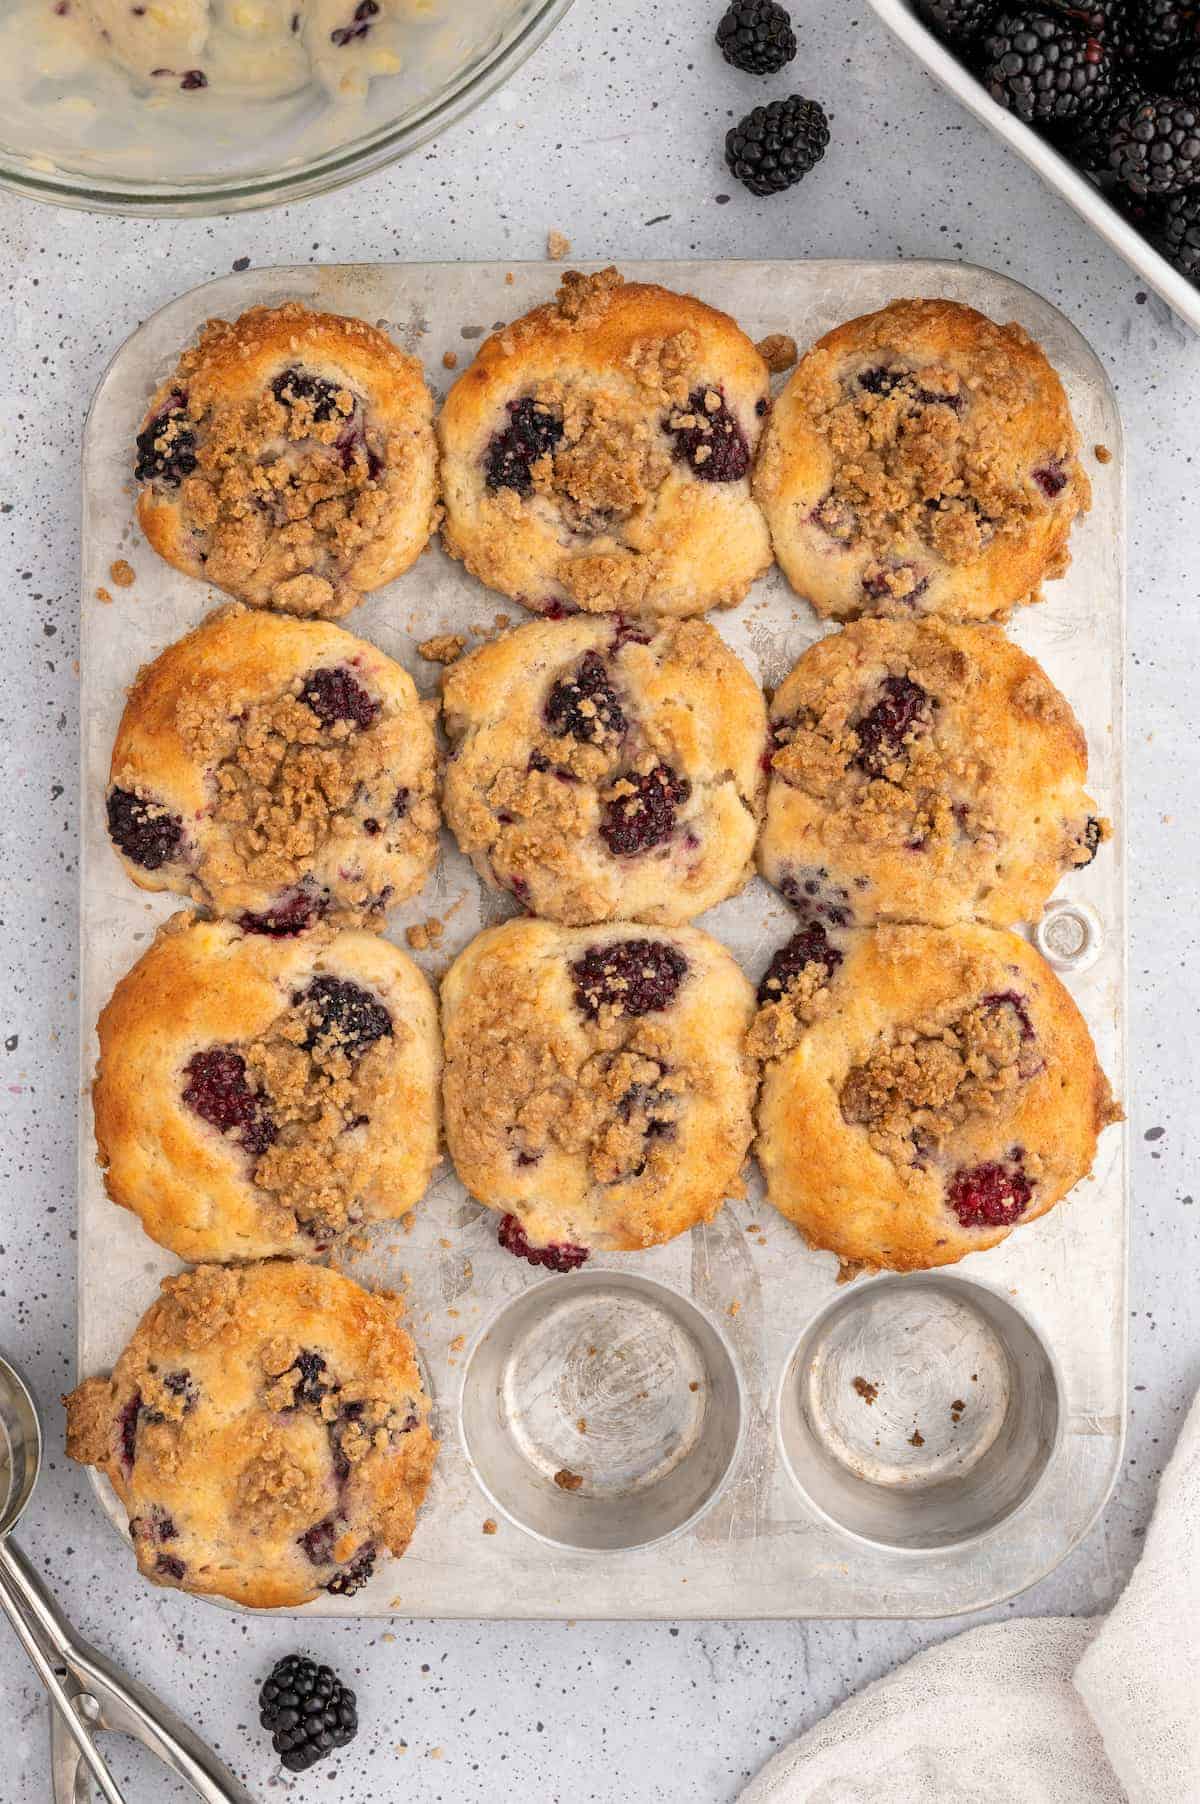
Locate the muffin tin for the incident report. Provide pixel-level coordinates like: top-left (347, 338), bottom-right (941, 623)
top-left (78, 259), bottom-right (1126, 1618)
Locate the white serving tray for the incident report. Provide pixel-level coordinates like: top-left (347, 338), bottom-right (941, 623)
top-left (870, 0), bottom-right (1200, 334)
top-left (78, 259), bottom-right (1127, 1618)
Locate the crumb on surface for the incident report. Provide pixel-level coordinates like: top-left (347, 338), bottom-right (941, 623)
top-left (688, 1380), bottom-right (701, 1393)
top-left (418, 632), bottom-right (467, 665)
top-left (442, 349), bottom-right (459, 369)
top-left (547, 230), bottom-right (572, 261)
top-left (756, 333), bottom-right (798, 374)
top-left (406, 918), bottom-right (446, 951)
top-left (728, 1299), bottom-right (741, 1317)
top-left (110, 558), bottom-right (135, 587)
top-left (909, 1428), bottom-right (925, 1447)
top-left (576, 1416), bottom-right (587, 1434)
top-left (505, 271), bottom-right (514, 284)
top-left (852, 1376), bottom-right (879, 1405)
top-left (1094, 443), bottom-right (1112, 464)
top-left (449, 1334), bottom-right (465, 1354)
top-left (554, 1468), bottom-right (584, 1492)
top-left (95, 587), bottom-right (113, 604)
top-left (482, 1517), bottom-right (498, 1535)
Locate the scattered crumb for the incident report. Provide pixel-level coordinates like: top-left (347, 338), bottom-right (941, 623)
top-left (449, 1334), bottom-right (465, 1354)
top-left (439, 1237), bottom-right (452, 1249)
top-left (745, 1223), bottom-right (760, 1233)
top-left (909, 1429), bottom-right (925, 1448)
top-left (728, 1300), bottom-right (741, 1318)
top-left (756, 333), bottom-right (798, 374)
top-left (381, 1631), bottom-right (396, 1643)
top-left (1094, 443), bottom-right (1113, 464)
top-left (442, 349), bottom-right (459, 370)
top-left (109, 558), bottom-right (135, 588)
top-left (576, 1416), bottom-right (587, 1434)
top-left (427, 1748), bottom-right (444, 1760)
top-left (395, 1742), bottom-right (408, 1754)
top-left (345, 1232), bottom-right (371, 1253)
top-left (688, 1380), bottom-right (701, 1393)
top-left (406, 918), bottom-right (445, 951)
top-left (505, 272), bottom-right (514, 285)
top-left (95, 587), bottom-right (113, 604)
top-left (447, 1306), bottom-right (459, 1318)
top-left (852, 1376), bottom-right (878, 1405)
top-left (482, 1518), bottom-right (498, 1535)
top-left (492, 612), bottom-right (512, 632)
top-left (403, 1213), bottom-right (416, 1235)
top-left (587, 1345), bottom-right (597, 1357)
top-left (950, 1398), bottom-right (966, 1423)
top-left (971, 1373), bottom-right (978, 1382)
top-left (418, 632), bottom-right (467, 665)
top-left (547, 229), bottom-right (571, 261)
top-left (554, 1468), bottom-right (584, 1492)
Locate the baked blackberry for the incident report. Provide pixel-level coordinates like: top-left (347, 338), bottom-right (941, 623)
top-left (917, 0), bottom-right (999, 40)
top-left (259, 1655), bottom-right (358, 1774)
top-left (982, 12), bottom-right (1114, 122)
top-left (1162, 186), bottom-right (1200, 277)
top-left (716, 0), bottom-right (797, 74)
top-left (725, 95), bottom-right (830, 196)
top-left (1108, 94), bottom-right (1200, 194)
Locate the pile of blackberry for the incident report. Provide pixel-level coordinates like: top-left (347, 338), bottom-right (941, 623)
top-left (915, 1), bottom-right (1200, 284)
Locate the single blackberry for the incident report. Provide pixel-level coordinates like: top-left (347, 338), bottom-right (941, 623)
top-left (182, 1048), bottom-right (277, 1156)
top-left (544, 651), bottom-right (627, 743)
top-left (1044, 0), bottom-right (1128, 51)
top-left (1130, 0), bottom-right (1197, 60)
top-left (106, 787), bottom-right (183, 871)
top-left (498, 1213), bottom-right (589, 1271)
top-left (1052, 68), bottom-right (1139, 173)
top-left (599, 764), bottom-right (690, 855)
top-left (757, 923), bottom-right (843, 1005)
top-left (296, 976), bottom-right (392, 1055)
top-left (982, 12), bottom-right (1114, 122)
top-left (665, 387), bottom-right (751, 481)
top-left (725, 94), bottom-right (830, 196)
top-left (570, 939), bottom-right (688, 1018)
top-left (134, 394), bottom-right (197, 486)
top-left (259, 1655), bottom-right (358, 1774)
top-left (485, 395), bottom-right (564, 495)
top-left (716, 0), bottom-right (797, 74)
top-left (1108, 93), bottom-right (1200, 193)
top-left (270, 368), bottom-right (348, 423)
top-left (299, 666), bottom-right (379, 728)
top-left (1174, 49), bottom-right (1200, 108)
top-left (1162, 186), bottom-right (1200, 277)
top-left (917, 0), bottom-right (1000, 41)
top-left (854, 676), bottom-right (933, 775)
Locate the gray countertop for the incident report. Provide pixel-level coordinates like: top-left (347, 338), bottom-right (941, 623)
top-left (1, 1), bottom-right (1198, 1798)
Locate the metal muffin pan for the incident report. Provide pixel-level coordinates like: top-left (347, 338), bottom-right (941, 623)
top-left (869, 0), bottom-right (1200, 334)
top-left (78, 259), bottom-right (1127, 1617)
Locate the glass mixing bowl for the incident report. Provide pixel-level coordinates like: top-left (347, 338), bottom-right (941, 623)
top-left (0, 0), bottom-right (574, 216)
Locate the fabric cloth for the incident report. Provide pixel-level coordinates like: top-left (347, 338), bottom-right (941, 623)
top-left (741, 1388), bottom-right (1200, 1804)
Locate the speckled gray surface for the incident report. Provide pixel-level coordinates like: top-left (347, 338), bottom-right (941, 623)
top-left (1, 2), bottom-right (1198, 1798)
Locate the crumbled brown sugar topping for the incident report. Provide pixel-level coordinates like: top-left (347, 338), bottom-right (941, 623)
top-left (839, 991), bottom-right (1042, 1170)
top-left (175, 680), bottom-right (434, 892)
top-left (796, 324), bottom-right (1076, 571)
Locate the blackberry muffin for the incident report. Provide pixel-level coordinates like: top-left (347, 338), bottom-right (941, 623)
top-left (751, 921), bottom-right (1120, 1272)
top-left (759, 618), bottom-right (1107, 928)
top-left (134, 301), bottom-right (437, 620)
top-left (94, 914), bottom-right (441, 1263)
top-left (105, 604), bottom-right (438, 933)
top-left (755, 298), bottom-right (1090, 622)
top-left (438, 267), bottom-right (772, 618)
top-left (441, 615), bottom-right (767, 925)
top-left (64, 1261), bottom-right (437, 1609)
top-left (441, 919), bottom-right (757, 1266)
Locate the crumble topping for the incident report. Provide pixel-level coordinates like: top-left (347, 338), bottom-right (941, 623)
top-left (838, 992), bottom-right (1042, 1169)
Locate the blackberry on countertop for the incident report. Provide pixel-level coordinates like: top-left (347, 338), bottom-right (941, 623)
top-left (1162, 186), bottom-right (1200, 276)
top-left (1108, 93), bottom-right (1200, 193)
top-left (982, 12), bottom-right (1114, 122)
top-left (259, 1655), bottom-right (358, 1773)
top-left (716, 0), bottom-right (796, 74)
top-left (917, 0), bottom-right (1000, 41)
top-left (725, 94), bottom-right (830, 195)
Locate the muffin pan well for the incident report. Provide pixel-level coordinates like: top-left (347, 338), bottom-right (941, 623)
top-left (78, 259), bottom-right (1125, 1618)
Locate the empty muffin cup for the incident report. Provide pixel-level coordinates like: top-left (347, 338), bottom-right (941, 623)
top-left (776, 1274), bottom-right (1062, 1551)
top-left (459, 1272), bottom-right (744, 1552)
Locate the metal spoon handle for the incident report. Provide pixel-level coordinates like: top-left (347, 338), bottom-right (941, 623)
top-left (0, 1544), bottom-right (127, 1804)
top-left (0, 1538), bottom-right (255, 1804)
